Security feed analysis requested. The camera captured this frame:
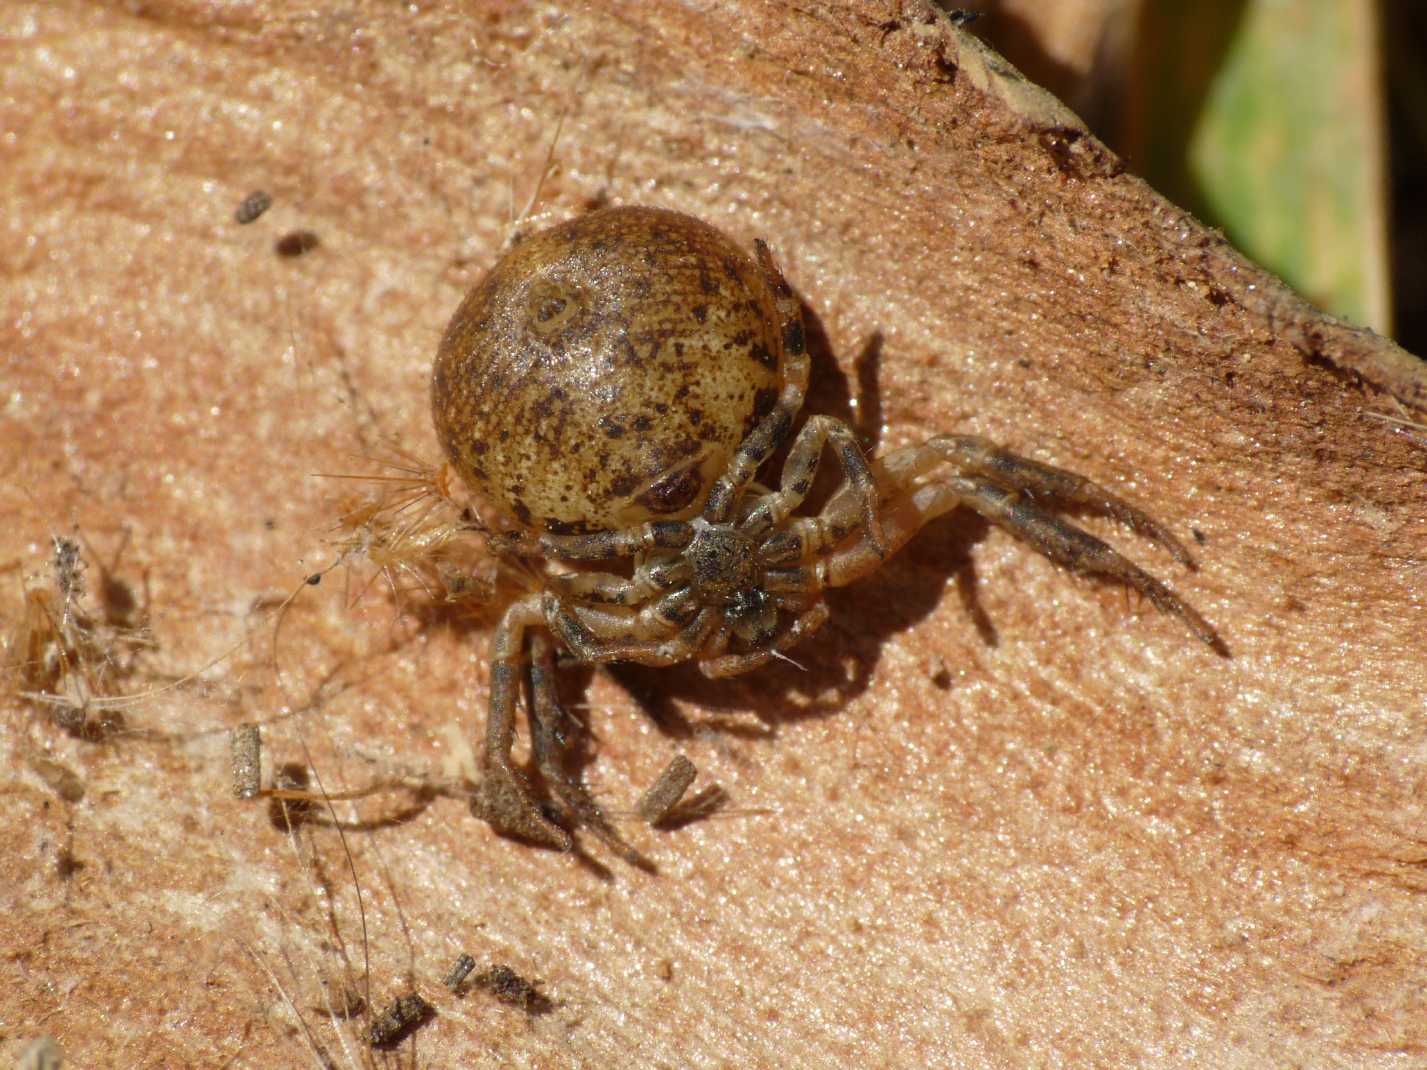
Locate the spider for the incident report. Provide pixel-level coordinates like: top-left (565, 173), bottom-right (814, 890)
top-left (430, 206), bottom-right (1219, 860)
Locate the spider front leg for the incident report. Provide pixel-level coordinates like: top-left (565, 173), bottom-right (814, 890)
top-left (477, 595), bottom-right (573, 850)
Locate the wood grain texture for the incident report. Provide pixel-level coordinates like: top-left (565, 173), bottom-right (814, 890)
top-left (4, 2), bottom-right (1426, 1066)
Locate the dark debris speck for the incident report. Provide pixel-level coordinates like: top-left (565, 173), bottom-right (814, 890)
top-left (275, 230), bottom-right (320, 258)
top-left (234, 190), bottom-right (272, 224)
top-left (473, 964), bottom-right (552, 1015)
top-left (368, 992), bottom-right (434, 1048)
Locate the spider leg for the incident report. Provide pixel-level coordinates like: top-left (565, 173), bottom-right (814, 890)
top-left (527, 632), bottom-right (649, 868)
top-left (477, 595), bottom-right (573, 851)
top-left (547, 557), bottom-right (689, 606)
top-left (899, 435), bottom-right (1195, 566)
top-left (768, 434), bottom-right (1199, 567)
top-left (702, 240), bottom-right (809, 523)
top-left (478, 589), bottom-right (712, 856)
top-left (760, 511), bottom-right (861, 565)
top-left (742, 414), bottom-right (885, 554)
top-left (553, 598), bottom-right (723, 668)
top-left (759, 432), bottom-right (1218, 647)
top-left (702, 621), bottom-right (733, 659)
top-left (607, 607), bottom-right (721, 667)
top-left (699, 597), bottom-right (830, 678)
top-left (539, 520), bottom-right (694, 562)
top-left (548, 588), bottom-right (701, 653)
top-left (823, 476), bottom-right (1223, 651)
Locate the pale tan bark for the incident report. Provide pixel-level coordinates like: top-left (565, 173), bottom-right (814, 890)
top-left (4, 2), bottom-right (1426, 1066)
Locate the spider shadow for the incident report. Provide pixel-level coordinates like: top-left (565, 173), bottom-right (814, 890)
top-left (265, 762), bottom-right (443, 834)
top-left (601, 508), bottom-right (996, 740)
top-left (801, 317), bottom-right (886, 454)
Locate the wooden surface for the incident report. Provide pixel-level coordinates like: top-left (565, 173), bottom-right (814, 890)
top-left (4, 2), bottom-right (1427, 1066)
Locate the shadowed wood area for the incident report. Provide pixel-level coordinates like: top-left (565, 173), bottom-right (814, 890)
top-left (4, 2), bottom-right (1426, 1065)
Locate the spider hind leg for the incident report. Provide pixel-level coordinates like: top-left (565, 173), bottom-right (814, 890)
top-left (819, 438), bottom-right (1224, 652)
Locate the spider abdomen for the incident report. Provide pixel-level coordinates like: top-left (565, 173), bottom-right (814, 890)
top-left (432, 206), bottom-right (786, 536)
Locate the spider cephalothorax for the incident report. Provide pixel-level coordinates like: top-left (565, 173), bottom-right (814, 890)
top-left (431, 205), bottom-right (1220, 861)
top-left (541, 508), bottom-right (842, 684)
